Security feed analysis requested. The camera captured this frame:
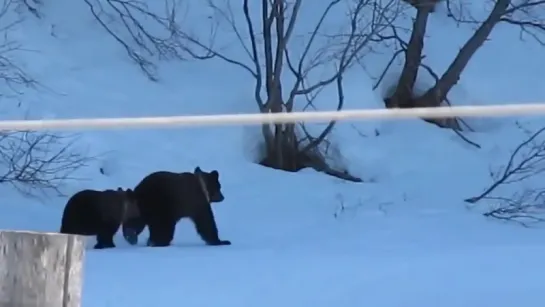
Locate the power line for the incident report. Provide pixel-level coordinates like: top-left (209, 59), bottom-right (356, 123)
top-left (0, 103), bottom-right (543, 131)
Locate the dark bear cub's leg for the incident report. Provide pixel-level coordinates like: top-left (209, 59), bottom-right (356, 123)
top-left (192, 206), bottom-right (231, 246)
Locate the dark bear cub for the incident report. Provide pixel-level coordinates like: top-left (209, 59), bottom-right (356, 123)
top-left (122, 167), bottom-right (230, 248)
top-left (60, 187), bottom-right (139, 249)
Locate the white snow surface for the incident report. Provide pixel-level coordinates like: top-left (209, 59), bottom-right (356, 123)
top-left (0, 0), bottom-right (544, 306)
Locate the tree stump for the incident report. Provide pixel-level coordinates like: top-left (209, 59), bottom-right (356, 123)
top-left (0, 230), bottom-right (86, 307)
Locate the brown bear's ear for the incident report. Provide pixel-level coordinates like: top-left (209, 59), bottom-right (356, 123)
top-left (194, 166), bottom-right (202, 173)
top-left (211, 170), bottom-right (219, 178)
top-left (117, 187), bottom-right (124, 192)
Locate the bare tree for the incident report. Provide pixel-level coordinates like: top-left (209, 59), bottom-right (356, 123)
top-left (375, 0), bottom-right (545, 129)
top-left (153, 0), bottom-right (399, 181)
top-left (82, 0), bottom-right (191, 81)
top-left (0, 0), bottom-right (92, 198)
top-left (465, 124), bottom-right (545, 226)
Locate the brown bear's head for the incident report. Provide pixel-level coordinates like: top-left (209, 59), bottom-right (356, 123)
top-left (194, 167), bottom-right (225, 203)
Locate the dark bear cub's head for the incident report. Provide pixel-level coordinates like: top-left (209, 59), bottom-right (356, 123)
top-left (194, 167), bottom-right (224, 203)
top-left (116, 187), bottom-right (140, 221)
top-left (116, 187), bottom-right (141, 246)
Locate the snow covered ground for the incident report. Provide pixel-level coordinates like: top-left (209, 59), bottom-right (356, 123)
top-left (1, 0), bottom-right (545, 306)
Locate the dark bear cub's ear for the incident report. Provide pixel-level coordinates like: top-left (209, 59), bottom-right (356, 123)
top-left (125, 188), bottom-right (135, 198)
top-left (210, 170), bottom-right (219, 178)
top-left (194, 166), bottom-right (203, 174)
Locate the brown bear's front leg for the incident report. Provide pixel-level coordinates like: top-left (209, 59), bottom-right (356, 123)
top-left (191, 206), bottom-right (231, 246)
top-left (147, 217), bottom-right (176, 247)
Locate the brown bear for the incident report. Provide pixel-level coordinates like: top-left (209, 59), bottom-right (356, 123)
top-left (122, 167), bottom-right (231, 247)
top-left (60, 187), bottom-right (139, 249)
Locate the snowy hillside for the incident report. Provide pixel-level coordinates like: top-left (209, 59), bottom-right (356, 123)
top-left (1, 0), bottom-right (545, 306)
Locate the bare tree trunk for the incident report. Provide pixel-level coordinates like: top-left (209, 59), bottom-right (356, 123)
top-left (261, 123), bottom-right (275, 164)
top-left (415, 0), bottom-right (510, 107)
top-left (285, 123), bottom-right (297, 171)
top-left (388, 6), bottom-right (432, 108)
top-left (274, 124), bottom-right (284, 167)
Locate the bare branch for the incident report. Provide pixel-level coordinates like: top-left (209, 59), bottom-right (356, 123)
top-left (293, 0), bottom-right (401, 97)
top-left (83, 0), bottom-right (195, 81)
top-left (0, 131), bottom-right (93, 198)
top-left (482, 193), bottom-right (545, 227)
top-left (463, 124), bottom-right (545, 226)
top-left (242, 0), bottom-right (265, 108)
top-left (15, 0), bottom-right (41, 18)
top-left (0, 0), bottom-right (39, 102)
top-left (500, 0), bottom-right (545, 44)
top-left (465, 125), bottom-right (545, 204)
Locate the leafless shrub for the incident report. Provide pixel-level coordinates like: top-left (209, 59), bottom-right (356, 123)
top-left (0, 131), bottom-right (93, 198)
top-left (82, 0), bottom-right (191, 81)
top-left (465, 125), bottom-right (545, 226)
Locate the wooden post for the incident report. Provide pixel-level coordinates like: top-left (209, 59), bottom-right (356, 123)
top-left (0, 230), bottom-right (86, 307)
